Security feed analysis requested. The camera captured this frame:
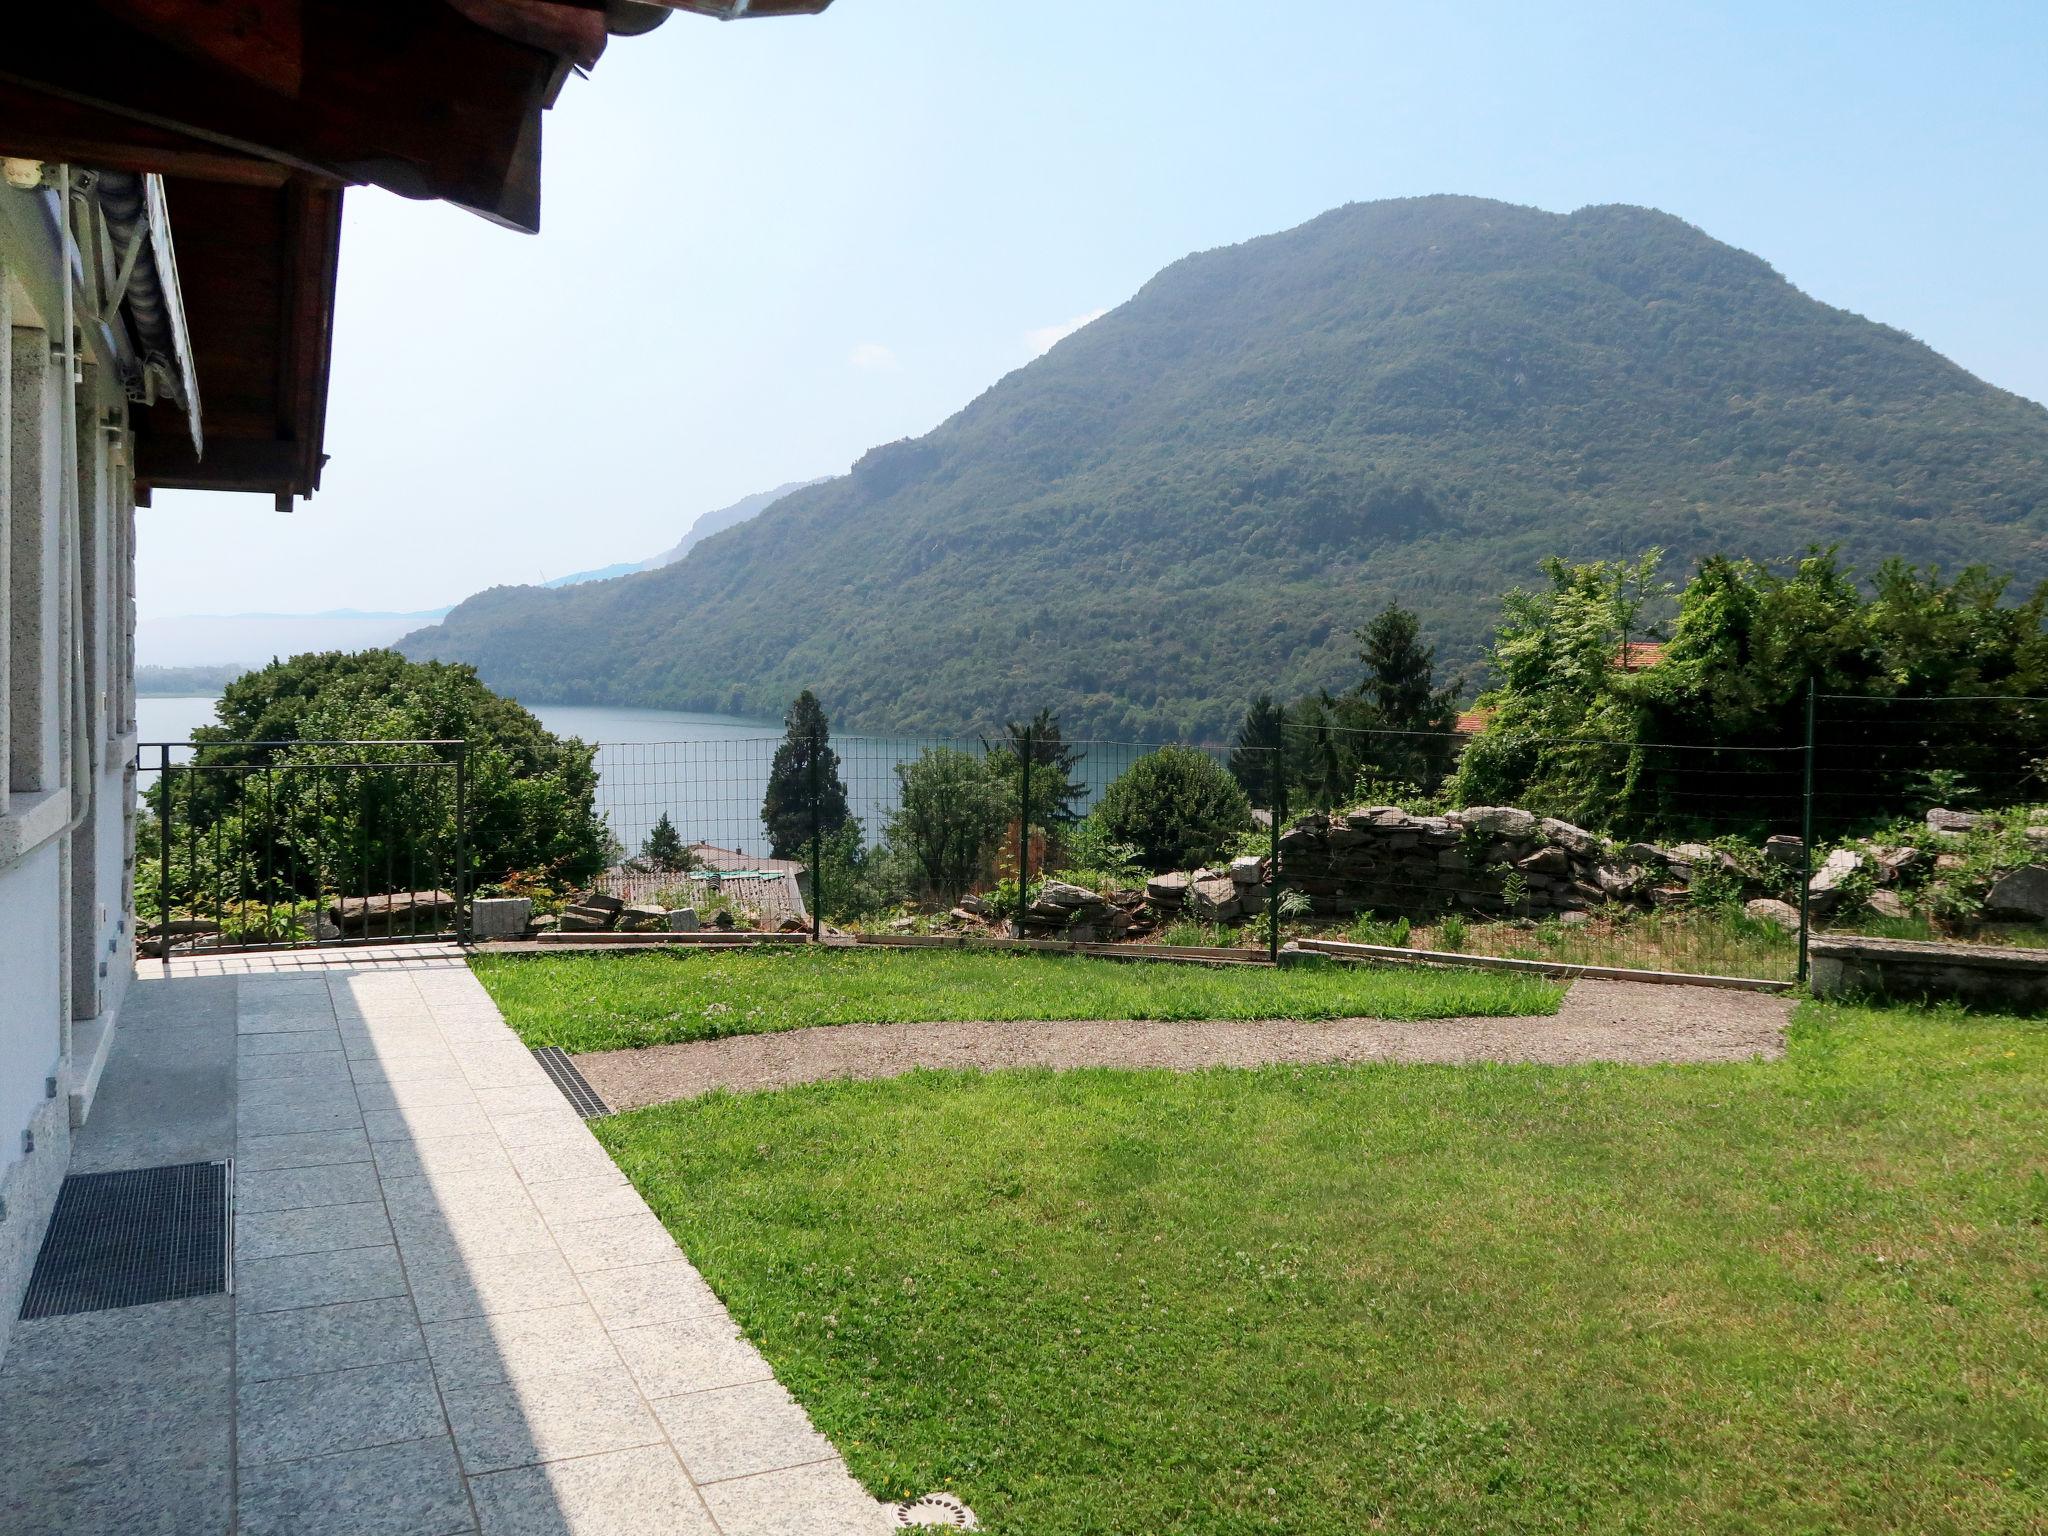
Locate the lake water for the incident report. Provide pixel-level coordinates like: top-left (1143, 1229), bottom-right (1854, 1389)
top-left (135, 696), bottom-right (988, 860)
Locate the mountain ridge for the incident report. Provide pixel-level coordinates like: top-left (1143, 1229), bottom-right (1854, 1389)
top-left (401, 194), bottom-right (2048, 739)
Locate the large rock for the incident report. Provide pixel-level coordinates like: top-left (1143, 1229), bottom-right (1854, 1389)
top-left (1145, 871), bottom-right (1191, 907)
top-left (1983, 865), bottom-right (2048, 922)
top-left (1744, 897), bottom-right (1801, 931)
top-left (1460, 806), bottom-right (1538, 841)
top-left (1806, 849), bottom-right (1865, 914)
top-left (1034, 881), bottom-right (1100, 911)
top-left (1670, 841), bottom-right (1740, 878)
top-left (1593, 860), bottom-right (1645, 898)
top-left (1228, 855), bottom-right (1267, 886)
top-left (1185, 876), bottom-right (1241, 922)
top-left (1763, 834), bottom-right (1805, 867)
top-left (1864, 889), bottom-right (1908, 919)
top-left (1536, 817), bottom-right (1601, 859)
top-left (1925, 807), bottom-right (1978, 834)
top-left (666, 908), bottom-right (701, 932)
top-left (1516, 846), bottom-right (1569, 877)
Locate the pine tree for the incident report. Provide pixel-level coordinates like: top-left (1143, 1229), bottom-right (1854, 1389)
top-left (641, 813), bottom-right (688, 872)
top-left (1353, 603), bottom-right (1461, 789)
top-left (761, 690), bottom-right (851, 860)
top-left (1228, 693), bottom-right (1286, 800)
top-left (987, 708), bottom-right (1087, 827)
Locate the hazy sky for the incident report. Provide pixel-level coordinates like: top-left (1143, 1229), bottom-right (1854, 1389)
top-left (137, 0), bottom-right (2048, 620)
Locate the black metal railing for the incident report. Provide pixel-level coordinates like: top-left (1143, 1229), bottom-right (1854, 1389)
top-left (136, 739), bottom-right (468, 961)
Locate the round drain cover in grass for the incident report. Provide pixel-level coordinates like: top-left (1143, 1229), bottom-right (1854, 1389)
top-left (894, 1491), bottom-right (978, 1529)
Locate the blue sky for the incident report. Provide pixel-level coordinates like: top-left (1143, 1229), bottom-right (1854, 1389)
top-left (138, 0), bottom-right (2048, 619)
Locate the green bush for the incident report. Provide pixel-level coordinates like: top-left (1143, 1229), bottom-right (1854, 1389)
top-left (886, 747), bottom-right (1010, 902)
top-left (152, 650), bottom-right (607, 918)
top-left (1094, 746), bottom-right (1254, 872)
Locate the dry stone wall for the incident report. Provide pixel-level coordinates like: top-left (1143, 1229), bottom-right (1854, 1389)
top-left (1272, 805), bottom-right (1724, 918)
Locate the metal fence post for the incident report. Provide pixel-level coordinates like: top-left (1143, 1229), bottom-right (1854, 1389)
top-left (808, 724), bottom-right (823, 941)
top-left (1798, 677), bottom-right (1815, 984)
top-left (159, 743), bottom-right (172, 970)
top-left (454, 742), bottom-right (469, 945)
top-left (1016, 723), bottom-right (1033, 930)
top-left (1267, 745), bottom-right (1282, 965)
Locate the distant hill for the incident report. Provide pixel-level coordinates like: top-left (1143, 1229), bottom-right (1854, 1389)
top-left (138, 663), bottom-right (247, 696)
top-left (645, 479), bottom-right (829, 568)
top-left (541, 481), bottom-right (828, 588)
top-left (400, 195), bottom-right (2048, 740)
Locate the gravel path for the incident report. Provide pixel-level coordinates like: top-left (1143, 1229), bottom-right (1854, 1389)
top-left (574, 978), bottom-right (1793, 1112)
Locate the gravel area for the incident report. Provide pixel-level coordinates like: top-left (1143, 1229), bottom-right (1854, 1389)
top-left (574, 978), bottom-right (1792, 1112)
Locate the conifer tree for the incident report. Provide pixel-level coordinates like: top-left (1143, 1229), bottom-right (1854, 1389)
top-left (641, 813), bottom-right (688, 871)
top-left (761, 690), bottom-right (851, 859)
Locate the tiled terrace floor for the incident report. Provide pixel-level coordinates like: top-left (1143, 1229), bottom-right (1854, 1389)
top-left (0, 953), bottom-right (891, 1535)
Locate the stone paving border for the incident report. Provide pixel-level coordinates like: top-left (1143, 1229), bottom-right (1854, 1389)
top-left (575, 977), bottom-right (1794, 1112)
top-left (226, 957), bottom-right (893, 1535)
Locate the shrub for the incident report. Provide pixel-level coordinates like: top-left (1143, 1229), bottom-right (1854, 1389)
top-left (1050, 814), bottom-right (1146, 892)
top-left (1094, 746), bottom-right (1254, 872)
top-left (886, 747), bottom-right (1009, 902)
top-left (144, 650), bottom-right (606, 921)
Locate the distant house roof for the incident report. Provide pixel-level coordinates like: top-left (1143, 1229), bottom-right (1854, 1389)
top-left (687, 842), bottom-right (807, 876)
top-left (1617, 639), bottom-right (1667, 672)
top-left (1454, 706), bottom-right (1493, 737)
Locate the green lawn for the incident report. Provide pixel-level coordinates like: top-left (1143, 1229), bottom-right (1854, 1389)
top-left (595, 1001), bottom-right (2048, 1535)
top-left (470, 946), bottom-right (1563, 1053)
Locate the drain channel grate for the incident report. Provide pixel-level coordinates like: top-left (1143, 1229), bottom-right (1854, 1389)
top-left (21, 1161), bottom-right (232, 1320)
top-left (532, 1046), bottom-right (611, 1118)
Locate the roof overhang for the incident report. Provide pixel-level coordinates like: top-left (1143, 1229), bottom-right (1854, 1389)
top-left (0, 0), bottom-right (833, 508)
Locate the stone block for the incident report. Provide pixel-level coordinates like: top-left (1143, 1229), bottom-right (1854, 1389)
top-left (470, 898), bottom-right (531, 940)
top-left (666, 909), bottom-right (701, 932)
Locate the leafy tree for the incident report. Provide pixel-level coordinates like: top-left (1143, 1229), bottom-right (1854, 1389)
top-left (1453, 549), bottom-right (2048, 835)
top-left (641, 814), bottom-right (690, 872)
top-left (760, 690), bottom-right (850, 859)
top-left (886, 747), bottom-right (1008, 901)
top-left (1094, 745), bottom-right (1254, 872)
top-left (1228, 694), bottom-right (1286, 800)
top-left (146, 650), bottom-right (606, 921)
top-left (812, 821), bottom-right (910, 923)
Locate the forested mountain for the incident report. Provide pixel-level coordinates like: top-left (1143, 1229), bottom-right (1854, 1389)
top-left (400, 195), bottom-right (2048, 739)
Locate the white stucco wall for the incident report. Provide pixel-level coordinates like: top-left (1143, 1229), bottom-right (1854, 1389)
top-left (0, 172), bottom-right (144, 1359)
top-left (0, 843), bottom-right (62, 1153)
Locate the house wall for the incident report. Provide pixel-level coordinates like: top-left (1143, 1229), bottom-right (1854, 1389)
top-left (0, 171), bottom-right (142, 1361)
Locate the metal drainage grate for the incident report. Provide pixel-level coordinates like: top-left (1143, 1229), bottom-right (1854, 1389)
top-left (894, 1493), bottom-right (979, 1529)
top-left (532, 1047), bottom-right (611, 1118)
top-left (21, 1161), bottom-right (233, 1320)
